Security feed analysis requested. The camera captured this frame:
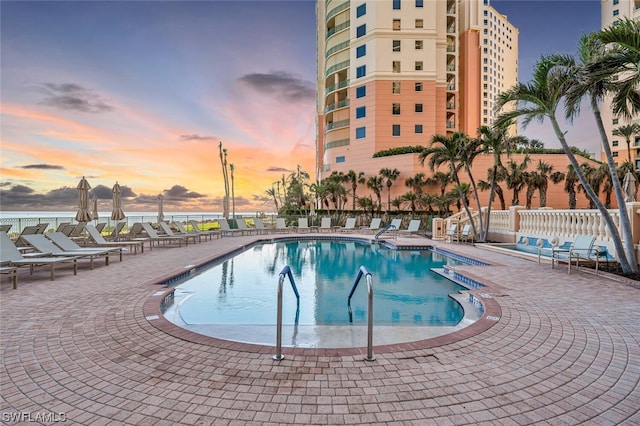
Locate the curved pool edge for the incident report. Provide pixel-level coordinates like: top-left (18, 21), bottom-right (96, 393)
top-left (141, 235), bottom-right (504, 356)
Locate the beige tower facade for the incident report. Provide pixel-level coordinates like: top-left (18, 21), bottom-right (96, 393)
top-left (600, 0), bottom-right (640, 167)
top-left (316, 0), bottom-right (518, 185)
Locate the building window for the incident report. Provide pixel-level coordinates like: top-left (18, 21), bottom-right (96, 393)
top-left (415, 61), bottom-right (423, 71)
top-left (392, 124), bottom-right (401, 136)
top-left (393, 40), bottom-right (401, 52)
top-left (393, 19), bottom-right (401, 30)
top-left (336, 156), bottom-right (346, 163)
top-left (415, 82), bottom-right (423, 92)
top-left (613, 0), bottom-right (619, 4)
top-left (356, 45), bottom-right (366, 58)
top-left (613, 9), bottom-right (619, 16)
top-left (392, 61), bottom-right (400, 73)
top-left (392, 82), bottom-right (401, 94)
top-left (356, 65), bottom-right (366, 78)
top-left (613, 151), bottom-right (619, 157)
top-left (415, 19), bottom-right (423, 28)
top-left (356, 3), bottom-right (366, 17)
top-left (392, 103), bottom-right (401, 115)
top-left (356, 127), bottom-right (366, 139)
top-left (415, 124), bottom-right (423, 134)
top-left (612, 140), bottom-right (619, 147)
top-left (356, 106), bottom-right (366, 118)
top-left (416, 0), bottom-right (423, 7)
top-left (415, 40), bottom-right (423, 50)
top-left (357, 24), bottom-right (366, 38)
top-left (393, 0), bottom-right (401, 10)
top-left (356, 85), bottom-right (366, 98)
top-left (613, 118), bottom-right (619, 125)
top-left (415, 103), bottom-right (423, 112)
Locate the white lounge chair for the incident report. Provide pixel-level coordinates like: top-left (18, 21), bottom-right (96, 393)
top-left (187, 220), bottom-right (221, 240)
top-left (338, 218), bottom-right (357, 233)
top-left (235, 219), bottom-right (257, 235)
top-left (218, 219), bottom-right (245, 237)
top-left (158, 221), bottom-right (201, 244)
top-left (318, 217), bottom-right (335, 233)
top-left (360, 218), bottom-right (382, 234)
top-left (275, 218), bottom-right (292, 233)
top-left (0, 231), bottom-right (77, 282)
top-left (399, 219), bottom-right (422, 236)
top-left (552, 235), bottom-right (599, 274)
top-left (445, 223), bottom-right (458, 243)
top-left (85, 224), bottom-right (144, 254)
top-left (23, 233), bottom-right (114, 270)
top-left (456, 224), bottom-right (473, 243)
top-left (141, 222), bottom-right (188, 248)
top-left (296, 218), bottom-right (311, 233)
top-left (253, 218), bottom-right (273, 234)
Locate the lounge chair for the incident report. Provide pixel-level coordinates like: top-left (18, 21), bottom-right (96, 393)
top-left (23, 234), bottom-right (113, 270)
top-left (56, 222), bottom-right (70, 232)
top-left (389, 218), bottom-right (402, 230)
top-left (0, 231), bottom-right (77, 282)
top-left (318, 217), bottom-right (335, 233)
top-left (95, 222), bottom-right (107, 233)
top-left (187, 220), bottom-right (221, 239)
top-left (399, 219), bottom-right (422, 236)
top-left (253, 218), bottom-right (273, 234)
top-left (14, 225), bottom-right (41, 247)
top-left (296, 218), bottom-right (311, 233)
top-left (360, 218), bottom-right (382, 234)
top-left (275, 218), bottom-right (292, 233)
top-left (0, 224), bottom-right (12, 233)
top-left (338, 218), bottom-right (357, 233)
top-left (140, 222), bottom-right (188, 248)
top-left (445, 223), bottom-right (458, 243)
top-left (218, 219), bottom-right (245, 237)
top-left (36, 223), bottom-right (49, 234)
top-left (158, 221), bottom-right (201, 244)
top-left (456, 224), bottom-right (473, 243)
top-left (109, 222), bottom-right (126, 241)
top-left (235, 219), bottom-right (258, 235)
top-left (85, 224), bottom-right (144, 254)
top-left (552, 235), bottom-right (600, 274)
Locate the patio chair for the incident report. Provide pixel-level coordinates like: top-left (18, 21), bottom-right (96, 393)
top-left (253, 218), bottom-right (273, 234)
top-left (296, 218), bottom-right (311, 233)
top-left (275, 218), bottom-right (292, 233)
top-left (109, 222), bottom-right (126, 240)
top-left (14, 225), bottom-right (41, 246)
top-left (23, 233), bottom-right (113, 270)
top-left (338, 218), bottom-right (357, 233)
top-left (235, 219), bottom-right (258, 235)
top-left (95, 222), bottom-right (107, 233)
top-left (360, 218), bottom-right (382, 234)
top-left (445, 223), bottom-right (458, 243)
top-left (399, 219), bottom-right (422, 236)
top-left (552, 235), bottom-right (599, 274)
top-left (218, 218), bottom-right (245, 237)
top-left (1, 265), bottom-right (18, 290)
top-left (318, 217), bottom-right (335, 233)
top-left (456, 224), bottom-right (473, 243)
top-left (140, 222), bottom-right (188, 248)
top-left (0, 224), bottom-right (12, 233)
top-left (187, 220), bottom-right (221, 239)
top-left (85, 224), bottom-right (144, 254)
top-left (0, 231), bottom-right (77, 282)
top-left (158, 221), bottom-right (201, 244)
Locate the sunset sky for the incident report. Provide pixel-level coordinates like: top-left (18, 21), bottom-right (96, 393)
top-left (0, 0), bottom-right (601, 213)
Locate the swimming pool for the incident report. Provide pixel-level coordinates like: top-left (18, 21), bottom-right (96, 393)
top-left (162, 238), bottom-right (485, 347)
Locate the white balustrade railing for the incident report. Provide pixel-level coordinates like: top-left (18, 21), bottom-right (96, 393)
top-left (487, 210), bottom-right (509, 232)
top-left (518, 209), bottom-right (618, 246)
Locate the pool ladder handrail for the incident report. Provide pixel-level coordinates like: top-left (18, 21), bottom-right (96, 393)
top-left (374, 224), bottom-right (397, 241)
top-left (347, 266), bottom-right (375, 361)
top-left (273, 265), bottom-right (300, 361)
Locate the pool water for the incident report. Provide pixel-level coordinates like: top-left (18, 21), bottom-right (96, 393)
top-left (166, 240), bottom-right (467, 329)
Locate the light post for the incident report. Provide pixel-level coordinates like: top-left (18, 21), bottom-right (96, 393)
top-left (230, 163), bottom-right (235, 224)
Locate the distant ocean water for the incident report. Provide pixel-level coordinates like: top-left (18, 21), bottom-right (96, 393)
top-left (0, 211), bottom-right (266, 219)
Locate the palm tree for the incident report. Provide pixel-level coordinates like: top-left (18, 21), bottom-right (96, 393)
top-left (380, 168), bottom-right (401, 212)
top-left (419, 132), bottom-right (480, 239)
top-left (504, 156), bottom-right (530, 206)
top-left (346, 170), bottom-right (365, 212)
top-left (391, 197), bottom-right (403, 212)
top-left (496, 54), bottom-right (635, 273)
top-left (400, 191), bottom-right (418, 215)
top-left (428, 171), bottom-right (451, 196)
top-left (563, 165), bottom-right (579, 209)
top-left (536, 160), bottom-right (554, 207)
top-left (524, 169), bottom-right (539, 209)
top-left (366, 175), bottom-right (384, 212)
top-left (405, 172), bottom-right (427, 197)
top-left (613, 124), bottom-right (640, 164)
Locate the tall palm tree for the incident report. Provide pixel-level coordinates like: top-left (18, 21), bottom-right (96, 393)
top-left (419, 132), bottom-right (479, 238)
top-left (613, 123), bottom-right (640, 164)
top-left (400, 191), bottom-right (418, 215)
top-left (535, 160), bottom-right (554, 207)
top-left (524, 169), bottom-right (539, 209)
top-left (405, 172), bottom-right (427, 197)
top-left (563, 165), bottom-right (579, 209)
top-left (380, 168), bottom-right (401, 212)
top-left (504, 156), bottom-right (530, 206)
top-left (429, 171), bottom-right (451, 196)
top-left (346, 170), bottom-right (365, 212)
top-left (366, 175), bottom-right (384, 212)
top-left (496, 54), bottom-right (635, 273)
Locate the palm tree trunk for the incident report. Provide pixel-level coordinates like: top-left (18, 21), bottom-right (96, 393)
top-left (451, 163), bottom-right (477, 239)
top-left (465, 165), bottom-right (484, 241)
top-left (483, 166), bottom-right (498, 242)
top-left (550, 115), bottom-right (634, 273)
top-left (590, 96), bottom-right (637, 272)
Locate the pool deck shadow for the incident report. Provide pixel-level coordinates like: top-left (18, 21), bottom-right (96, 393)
top-left (1, 232), bottom-right (639, 425)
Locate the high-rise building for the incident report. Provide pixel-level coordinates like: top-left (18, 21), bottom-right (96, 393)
top-left (600, 0), bottom-right (640, 168)
top-left (316, 0), bottom-right (518, 186)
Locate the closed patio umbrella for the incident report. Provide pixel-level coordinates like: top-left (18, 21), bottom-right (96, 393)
top-left (157, 194), bottom-right (164, 223)
top-left (623, 171), bottom-right (636, 202)
top-left (75, 176), bottom-right (92, 223)
top-left (111, 182), bottom-right (126, 221)
top-left (91, 195), bottom-right (99, 223)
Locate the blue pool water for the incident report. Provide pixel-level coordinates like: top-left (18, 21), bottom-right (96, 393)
top-left (166, 240), bottom-right (468, 329)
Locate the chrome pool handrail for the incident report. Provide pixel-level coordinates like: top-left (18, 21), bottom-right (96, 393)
top-left (347, 266), bottom-right (375, 361)
top-left (273, 265), bottom-right (300, 361)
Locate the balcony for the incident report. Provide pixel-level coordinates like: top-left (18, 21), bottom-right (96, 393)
top-left (446, 121), bottom-right (456, 129)
top-left (325, 119), bottom-right (350, 132)
top-left (326, 21), bottom-right (350, 40)
top-left (446, 45), bottom-right (455, 52)
top-left (325, 99), bottom-right (350, 114)
top-left (326, 1), bottom-right (349, 22)
top-left (447, 84), bottom-right (456, 90)
top-left (325, 80), bottom-right (349, 96)
top-left (446, 103), bottom-right (455, 110)
top-left (325, 60), bottom-right (349, 78)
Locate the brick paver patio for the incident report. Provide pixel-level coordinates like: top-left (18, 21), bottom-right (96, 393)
top-left (1, 233), bottom-right (639, 425)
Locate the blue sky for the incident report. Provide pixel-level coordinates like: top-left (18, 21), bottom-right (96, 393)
top-left (0, 0), bottom-right (604, 211)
